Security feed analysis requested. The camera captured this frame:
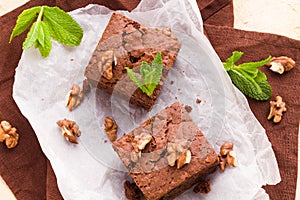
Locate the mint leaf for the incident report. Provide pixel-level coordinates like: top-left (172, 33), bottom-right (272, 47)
top-left (234, 65), bottom-right (258, 78)
top-left (140, 52), bottom-right (163, 95)
top-left (125, 67), bottom-right (150, 95)
top-left (34, 22), bottom-right (52, 57)
top-left (23, 22), bottom-right (39, 49)
top-left (10, 5), bottom-right (83, 58)
top-left (254, 70), bottom-right (267, 82)
top-left (223, 51), bottom-right (272, 100)
top-left (22, 6), bottom-right (44, 50)
top-left (223, 51), bottom-right (243, 71)
top-left (126, 52), bottom-right (163, 97)
top-left (228, 70), bottom-right (272, 100)
top-left (10, 6), bottom-right (41, 42)
top-left (43, 6), bottom-right (83, 46)
top-left (238, 56), bottom-right (271, 69)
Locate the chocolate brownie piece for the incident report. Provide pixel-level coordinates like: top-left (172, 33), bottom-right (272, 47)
top-left (113, 102), bottom-right (219, 200)
top-left (85, 13), bottom-right (181, 110)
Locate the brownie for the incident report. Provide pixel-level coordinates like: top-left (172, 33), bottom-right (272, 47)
top-left (84, 13), bottom-right (181, 110)
top-left (113, 101), bottom-right (219, 200)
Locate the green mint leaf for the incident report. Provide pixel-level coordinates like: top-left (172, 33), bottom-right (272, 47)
top-left (23, 22), bottom-right (39, 50)
top-left (125, 67), bottom-right (150, 95)
top-left (140, 61), bottom-right (152, 81)
top-left (223, 51), bottom-right (272, 100)
top-left (34, 22), bottom-right (52, 57)
top-left (238, 56), bottom-right (271, 70)
top-left (234, 67), bottom-right (258, 80)
top-left (223, 51), bottom-right (243, 71)
top-left (37, 21), bottom-right (45, 47)
top-left (10, 5), bottom-right (83, 58)
top-left (228, 69), bottom-right (271, 100)
top-left (254, 70), bottom-right (267, 82)
top-left (22, 6), bottom-right (44, 50)
top-left (43, 6), bottom-right (83, 46)
top-left (9, 6), bottom-right (41, 43)
top-left (126, 52), bottom-right (163, 97)
top-left (143, 52), bottom-right (163, 95)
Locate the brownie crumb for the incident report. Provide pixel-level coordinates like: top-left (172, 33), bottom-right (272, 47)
top-left (104, 140), bottom-right (108, 143)
top-left (170, 81), bottom-right (174, 85)
top-left (124, 180), bottom-right (143, 200)
top-left (184, 105), bottom-right (192, 113)
top-left (196, 98), bottom-right (201, 104)
top-left (193, 179), bottom-right (210, 194)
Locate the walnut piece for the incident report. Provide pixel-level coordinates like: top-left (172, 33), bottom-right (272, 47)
top-left (99, 50), bottom-right (115, 80)
top-left (176, 149), bottom-right (191, 169)
top-left (0, 121), bottom-right (19, 148)
top-left (267, 96), bottom-right (287, 123)
top-left (266, 56), bottom-right (295, 74)
top-left (130, 150), bottom-right (141, 163)
top-left (104, 117), bottom-right (118, 142)
top-left (66, 84), bottom-right (84, 111)
top-left (219, 142), bottom-right (237, 171)
top-left (132, 132), bottom-right (152, 152)
top-left (166, 139), bottom-right (190, 168)
top-left (193, 179), bottom-right (211, 194)
top-left (57, 119), bottom-right (81, 144)
top-left (130, 132), bottom-right (152, 163)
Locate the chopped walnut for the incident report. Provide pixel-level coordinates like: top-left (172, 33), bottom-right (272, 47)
top-left (267, 96), bottom-right (287, 123)
top-left (219, 142), bottom-right (237, 171)
top-left (176, 149), bottom-right (192, 169)
top-left (266, 56), bottom-right (295, 74)
top-left (0, 121), bottom-right (19, 148)
top-left (166, 139), bottom-right (190, 168)
top-left (132, 132), bottom-right (152, 152)
top-left (124, 180), bottom-right (143, 200)
top-left (130, 150), bottom-right (141, 163)
top-left (66, 84), bottom-right (84, 111)
top-left (129, 132), bottom-right (152, 163)
top-left (57, 119), bottom-right (81, 144)
top-left (104, 117), bottom-right (118, 142)
top-left (99, 50), bottom-right (114, 80)
top-left (162, 27), bottom-right (176, 39)
top-left (193, 179), bottom-right (211, 194)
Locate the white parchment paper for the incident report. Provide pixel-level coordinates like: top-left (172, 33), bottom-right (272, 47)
top-left (13, 0), bottom-right (281, 199)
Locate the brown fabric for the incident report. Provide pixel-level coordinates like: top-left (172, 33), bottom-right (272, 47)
top-left (46, 160), bottom-right (63, 200)
top-left (0, 0), bottom-right (298, 200)
top-left (204, 24), bottom-right (300, 200)
top-left (199, 0), bottom-right (233, 26)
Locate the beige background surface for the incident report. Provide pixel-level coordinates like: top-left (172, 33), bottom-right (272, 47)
top-left (0, 0), bottom-right (299, 199)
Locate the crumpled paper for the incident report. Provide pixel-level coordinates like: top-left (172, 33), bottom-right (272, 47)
top-left (13, 0), bottom-right (281, 199)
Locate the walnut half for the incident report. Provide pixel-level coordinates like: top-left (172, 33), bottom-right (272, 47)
top-left (266, 56), bottom-right (295, 74)
top-left (57, 119), bottom-right (81, 144)
top-left (66, 84), bottom-right (84, 111)
top-left (219, 142), bottom-right (237, 171)
top-left (0, 120), bottom-right (19, 148)
top-left (104, 117), bottom-right (118, 142)
top-left (166, 139), bottom-right (191, 169)
top-left (267, 96), bottom-right (287, 123)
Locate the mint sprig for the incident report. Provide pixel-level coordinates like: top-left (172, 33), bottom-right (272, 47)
top-left (223, 51), bottom-right (272, 100)
top-left (10, 6), bottom-right (83, 57)
top-left (125, 52), bottom-right (163, 97)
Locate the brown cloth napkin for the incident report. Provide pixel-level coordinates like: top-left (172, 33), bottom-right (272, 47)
top-left (0, 0), bottom-right (299, 200)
